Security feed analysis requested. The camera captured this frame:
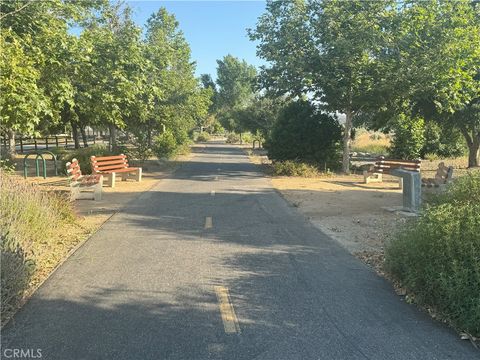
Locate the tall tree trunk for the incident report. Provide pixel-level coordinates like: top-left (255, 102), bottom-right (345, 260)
top-left (460, 126), bottom-right (480, 168)
top-left (342, 109), bottom-right (353, 174)
top-left (467, 134), bottom-right (479, 168)
top-left (80, 126), bottom-right (88, 148)
top-left (71, 121), bottom-right (80, 149)
top-left (6, 129), bottom-right (16, 159)
top-left (109, 123), bottom-right (117, 151)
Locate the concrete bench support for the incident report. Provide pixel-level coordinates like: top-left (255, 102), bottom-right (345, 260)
top-left (390, 168), bottom-right (421, 213)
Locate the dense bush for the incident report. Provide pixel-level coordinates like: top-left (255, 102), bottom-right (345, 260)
top-left (154, 130), bottom-right (178, 159)
top-left (271, 160), bottom-right (319, 177)
top-left (226, 133), bottom-right (241, 144)
top-left (265, 100), bottom-right (342, 167)
top-left (389, 115), bottom-right (425, 159)
top-left (53, 144), bottom-right (113, 174)
top-left (196, 132), bottom-right (211, 142)
top-left (421, 122), bottom-right (466, 158)
top-left (385, 171), bottom-right (480, 336)
top-left (0, 172), bottom-right (75, 319)
top-left (241, 132), bottom-right (253, 144)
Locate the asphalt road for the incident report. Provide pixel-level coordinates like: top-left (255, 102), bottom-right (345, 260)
top-left (3, 143), bottom-right (478, 360)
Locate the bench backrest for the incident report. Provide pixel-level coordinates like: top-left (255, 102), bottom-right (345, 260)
top-left (374, 156), bottom-right (421, 174)
top-left (435, 162), bottom-right (454, 184)
top-left (66, 159), bottom-right (82, 182)
top-left (90, 154), bottom-right (129, 174)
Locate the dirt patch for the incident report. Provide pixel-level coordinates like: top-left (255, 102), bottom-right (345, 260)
top-left (272, 175), bottom-right (407, 255)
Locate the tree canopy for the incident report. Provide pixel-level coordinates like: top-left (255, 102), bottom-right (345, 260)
top-left (250, 0), bottom-right (480, 169)
top-left (0, 1), bottom-right (210, 157)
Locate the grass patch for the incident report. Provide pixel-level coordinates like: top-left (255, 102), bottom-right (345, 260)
top-left (0, 172), bottom-right (106, 324)
top-left (271, 160), bottom-right (320, 177)
top-left (195, 132), bottom-right (211, 142)
top-left (385, 170), bottom-right (480, 337)
top-left (352, 130), bottom-right (390, 155)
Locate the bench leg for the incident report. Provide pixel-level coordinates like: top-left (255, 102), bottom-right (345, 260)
top-left (364, 171), bottom-right (382, 184)
top-left (93, 182), bottom-right (102, 201)
top-left (135, 168), bottom-right (142, 182)
top-left (107, 173), bottom-right (116, 187)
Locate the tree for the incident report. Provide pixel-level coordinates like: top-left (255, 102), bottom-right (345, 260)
top-left (79, 3), bottom-right (146, 149)
top-left (0, 0), bottom-right (101, 156)
top-left (357, 0), bottom-right (480, 166)
top-left (144, 8), bottom-right (210, 147)
top-left (0, 29), bottom-right (47, 157)
top-left (265, 100), bottom-right (342, 166)
top-left (250, 0), bottom-right (393, 173)
top-left (215, 55), bottom-right (257, 132)
top-left (230, 95), bottom-right (285, 137)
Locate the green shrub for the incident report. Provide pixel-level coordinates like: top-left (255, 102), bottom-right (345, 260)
top-left (265, 100), bottom-right (342, 167)
top-left (0, 172), bottom-right (75, 319)
top-left (154, 130), bottom-right (177, 159)
top-left (226, 133), bottom-right (241, 144)
top-left (389, 114), bottom-right (425, 159)
top-left (421, 122), bottom-right (466, 158)
top-left (52, 144), bottom-right (113, 174)
top-left (240, 132), bottom-right (253, 144)
top-left (196, 132), bottom-right (210, 142)
top-left (385, 171), bottom-right (480, 336)
top-left (172, 128), bottom-right (190, 147)
top-left (271, 160), bottom-right (319, 177)
top-left (126, 132), bottom-right (154, 163)
top-left (212, 121), bottom-right (225, 134)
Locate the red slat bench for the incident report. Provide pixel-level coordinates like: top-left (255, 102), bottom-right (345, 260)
top-left (364, 156), bottom-right (421, 187)
top-left (90, 154), bottom-right (142, 187)
top-left (66, 159), bottom-right (103, 201)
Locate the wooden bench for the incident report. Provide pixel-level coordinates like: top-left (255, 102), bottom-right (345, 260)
top-left (422, 162), bottom-right (453, 188)
top-left (364, 156), bottom-right (421, 186)
top-left (90, 154), bottom-right (142, 187)
top-left (66, 159), bottom-right (103, 201)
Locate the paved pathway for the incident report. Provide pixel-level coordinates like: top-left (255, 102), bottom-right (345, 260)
top-left (3, 143), bottom-right (478, 359)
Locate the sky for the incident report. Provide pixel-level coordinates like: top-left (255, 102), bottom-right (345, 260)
top-left (127, 1), bottom-right (267, 79)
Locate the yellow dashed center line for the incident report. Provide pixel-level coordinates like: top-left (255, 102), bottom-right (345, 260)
top-left (214, 286), bottom-right (240, 334)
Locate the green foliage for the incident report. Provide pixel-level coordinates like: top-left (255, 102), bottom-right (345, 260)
top-left (215, 55), bottom-right (257, 132)
top-left (389, 115), bottom-right (425, 160)
top-left (250, 0), bottom-right (480, 171)
top-left (230, 96), bottom-right (285, 136)
top-left (265, 100), bottom-right (342, 167)
top-left (1, 2), bottom-right (207, 157)
top-left (127, 132), bottom-right (154, 163)
top-left (226, 133), bottom-right (241, 144)
top-left (212, 121), bottom-right (225, 134)
top-left (196, 132), bottom-right (210, 142)
top-left (154, 130), bottom-right (177, 159)
top-left (1, 171), bottom-right (75, 318)
top-left (422, 122), bottom-right (466, 158)
top-left (250, 0), bottom-right (394, 172)
top-left (271, 160), bottom-right (319, 177)
top-left (386, 171), bottom-right (480, 336)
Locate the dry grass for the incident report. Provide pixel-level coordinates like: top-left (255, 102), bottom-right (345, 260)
top-left (0, 172), bottom-right (107, 323)
top-left (352, 129), bottom-right (391, 155)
